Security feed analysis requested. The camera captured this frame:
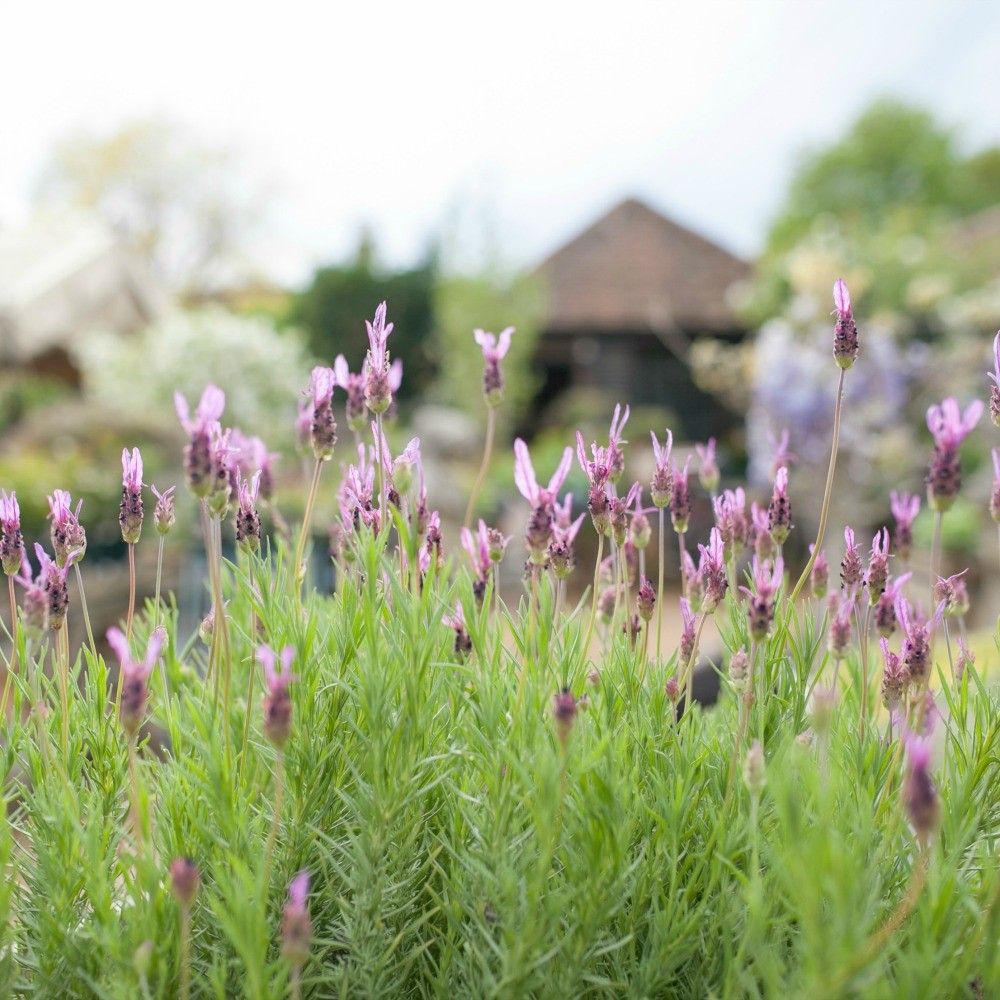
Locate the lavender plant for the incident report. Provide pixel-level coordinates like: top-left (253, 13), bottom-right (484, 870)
top-left (0, 293), bottom-right (998, 999)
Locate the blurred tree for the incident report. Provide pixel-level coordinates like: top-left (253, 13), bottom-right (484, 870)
top-left (431, 272), bottom-right (543, 430)
top-left (767, 101), bottom-right (964, 253)
top-left (33, 117), bottom-right (261, 296)
top-left (739, 98), bottom-right (1000, 547)
top-left (289, 233), bottom-right (437, 400)
top-left (749, 99), bottom-right (1000, 323)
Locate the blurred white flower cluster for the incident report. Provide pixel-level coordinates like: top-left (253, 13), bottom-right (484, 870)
top-left (78, 308), bottom-right (311, 447)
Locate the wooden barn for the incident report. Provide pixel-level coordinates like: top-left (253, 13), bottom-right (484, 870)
top-left (531, 197), bottom-right (751, 440)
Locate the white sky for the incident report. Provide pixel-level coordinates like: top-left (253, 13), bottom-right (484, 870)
top-left (2, 0), bottom-right (999, 284)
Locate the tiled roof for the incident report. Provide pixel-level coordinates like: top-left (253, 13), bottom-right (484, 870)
top-left (536, 197), bottom-right (751, 333)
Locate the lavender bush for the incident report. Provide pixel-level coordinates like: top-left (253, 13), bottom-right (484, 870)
top-left (0, 289), bottom-right (998, 997)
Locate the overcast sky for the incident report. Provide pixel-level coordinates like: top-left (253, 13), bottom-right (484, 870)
top-left (2, 1), bottom-right (998, 283)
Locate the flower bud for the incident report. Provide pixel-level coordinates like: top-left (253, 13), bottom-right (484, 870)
top-left (832, 278), bottom-right (859, 370)
top-left (153, 485), bottom-right (177, 536)
top-left (282, 872), bottom-right (312, 968)
top-left (650, 464), bottom-right (673, 509)
top-left (809, 686), bottom-right (836, 737)
top-left (743, 740), bottom-right (766, 796)
top-left (809, 546), bottom-right (828, 599)
top-left (637, 577), bottom-right (656, 621)
top-left (552, 688), bottom-right (578, 747)
top-left (729, 648), bottom-right (750, 692)
top-left (169, 857), bottom-right (201, 908)
top-left (665, 674), bottom-right (680, 703)
top-left (903, 736), bottom-right (939, 844)
top-left (133, 941), bottom-right (154, 980)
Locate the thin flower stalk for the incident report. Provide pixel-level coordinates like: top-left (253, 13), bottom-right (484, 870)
top-left (464, 327), bottom-right (513, 528)
top-left (789, 280), bottom-right (858, 603)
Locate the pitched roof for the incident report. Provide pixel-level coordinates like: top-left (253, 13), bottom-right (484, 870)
top-left (536, 197), bottom-right (751, 333)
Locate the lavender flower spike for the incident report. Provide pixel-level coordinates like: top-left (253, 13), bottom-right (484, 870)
top-left (767, 466), bottom-right (792, 544)
top-left (151, 484), bottom-right (177, 536)
top-left (107, 624), bottom-right (166, 736)
top-left (827, 589), bottom-right (855, 659)
top-left (903, 732), bottom-right (939, 844)
top-left (879, 638), bottom-right (907, 713)
top-left (679, 597), bottom-right (696, 663)
top-left (514, 438), bottom-right (572, 564)
top-left (840, 527), bottom-right (862, 588)
top-left (120, 447), bottom-right (145, 544)
top-left (48, 490), bottom-right (87, 567)
top-left (363, 301), bottom-right (395, 414)
top-left (649, 429), bottom-right (674, 508)
top-left (308, 366), bottom-right (338, 460)
top-left (15, 554), bottom-right (49, 638)
top-left (35, 543), bottom-right (78, 631)
top-left (334, 355), bottom-right (368, 432)
top-left (988, 331), bottom-right (1000, 427)
top-left (740, 556), bottom-right (784, 640)
top-left (864, 527), bottom-right (890, 603)
top-left (0, 492), bottom-right (24, 576)
top-left (874, 572), bottom-right (912, 637)
top-left (608, 482), bottom-right (641, 547)
top-left (925, 397), bottom-right (983, 512)
top-left (832, 278), bottom-right (859, 370)
top-left (257, 644), bottom-right (297, 748)
top-left (474, 326), bottom-right (514, 406)
top-left (235, 471), bottom-right (263, 554)
top-left (889, 490), bottom-right (920, 561)
top-left (670, 457), bottom-right (692, 534)
top-left (548, 512), bottom-right (587, 580)
top-left (175, 384), bottom-right (225, 497)
top-left (442, 604), bottom-right (472, 657)
top-left (607, 404), bottom-right (630, 484)
top-left (895, 596), bottom-right (946, 687)
top-left (695, 438), bottom-right (719, 494)
top-left (281, 871), bottom-right (312, 968)
top-left (460, 520), bottom-right (492, 596)
top-left (809, 544), bottom-right (829, 599)
top-left (697, 526), bottom-right (728, 610)
top-left (576, 432), bottom-right (612, 534)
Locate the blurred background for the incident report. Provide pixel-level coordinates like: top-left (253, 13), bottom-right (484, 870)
top-left (1, 1), bottom-right (999, 648)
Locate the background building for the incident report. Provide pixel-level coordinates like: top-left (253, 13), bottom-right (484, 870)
top-left (531, 197), bottom-right (751, 441)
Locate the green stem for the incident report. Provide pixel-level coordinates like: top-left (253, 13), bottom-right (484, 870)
top-left (59, 626), bottom-right (70, 759)
top-left (74, 563), bottom-right (96, 656)
top-left (179, 905), bottom-right (192, 1000)
top-left (859, 603), bottom-right (871, 742)
top-left (464, 405), bottom-right (496, 530)
top-left (678, 531), bottom-right (687, 600)
top-left (826, 849), bottom-right (928, 995)
top-left (656, 508), bottom-right (665, 664)
top-left (5, 575), bottom-right (16, 703)
top-left (292, 459), bottom-right (324, 599)
top-left (930, 509), bottom-right (943, 610)
top-left (582, 534), bottom-right (605, 662)
top-left (125, 542), bottom-right (136, 646)
top-left (261, 750), bottom-right (285, 897)
top-left (789, 367), bottom-right (846, 605)
top-left (682, 610), bottom-right (710, 717)
top-left (215, 516), bottom-right (233, 774)
top-left (153, 536), bottom-right (164, 633)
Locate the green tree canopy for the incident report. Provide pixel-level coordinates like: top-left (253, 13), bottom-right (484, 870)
top-left (749, 99), bottom-right (1000, 323)
top-left (767, 99), bottom-right (998, 255)
top-left (289, 234), bottom-right (437, 401)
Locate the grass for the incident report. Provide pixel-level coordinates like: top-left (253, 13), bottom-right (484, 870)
top-left (0, 515), bottom-right (998, 998)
